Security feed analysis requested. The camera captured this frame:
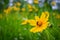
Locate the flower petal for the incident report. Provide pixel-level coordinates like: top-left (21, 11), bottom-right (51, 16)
top-left (21, 20), bottom-right (28, 25)
top-left (40, 11), bottom-right (49, 23)
top-left (39, 22), bottom-right (49, 31)
top-left (44, 11), bottom-right (49, 19)
top-left (44, 18), bottom-right (48, 23)
top-left (28, 20), bottom-right (36, 26)
top-left (40, 12), bottom-right (46, 19)
top-left (30, 26), bottom-right (43, 33)
top-left (35, 16), bottom-right (39, 21)
top-left (30, 27), bottom-right (38, 33)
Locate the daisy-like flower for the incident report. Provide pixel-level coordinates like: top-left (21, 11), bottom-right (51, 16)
top-left (29, 11), bottom-right (49, 33)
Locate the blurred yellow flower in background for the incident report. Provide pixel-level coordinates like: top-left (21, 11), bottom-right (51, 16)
top-left (13, 6), bottom-right (20, 11)
top-left (51, 1), bottom-right (56, 6)
top-left (16, 2), bottom-right (21, 6)
top-left (4, 10), bottom-right (9, 14)
top-left (28, 4), bottom-right (32, 9)
top-left (4, 7), bottom-right (12, 14)
top-left (27, 4), bottom-right (33, 12)
top-left (21, 8), bottom-right (25, 11)
top-left (34, 0), bottom-right (38, 4)
top-left (29, 11), bottom-right (49, 33)
top-left (8, 7), bottom-right (12, 11)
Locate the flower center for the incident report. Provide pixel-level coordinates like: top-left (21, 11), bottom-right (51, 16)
top-left (37, 21), bottom-right (42, 27)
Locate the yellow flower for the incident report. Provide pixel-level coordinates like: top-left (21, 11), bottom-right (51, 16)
top-left (51, 1), bottom-right (56, 6)
top-left (21, 8), bottom-right (25, 11)
top-left (28, 4), bottom-right (32, 9)
top-left (34, 0), bottom-right (38, 4)
top-left (8, 7), bottom-right (12, 11)
top-left (4, 9), bottom-right (10, 14)
top-left (13, 6), bottom-right (20, 11)
top-left (16, 2), bottom-right (21, 6)
top-left (4, 10), bottom-right (8, 14)
top-left (33, 6), bottom-right (38, 12)
top-left (4, 7), bottom-right (12, 14)
top-left (29, 11), bottom-right (49, 33)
